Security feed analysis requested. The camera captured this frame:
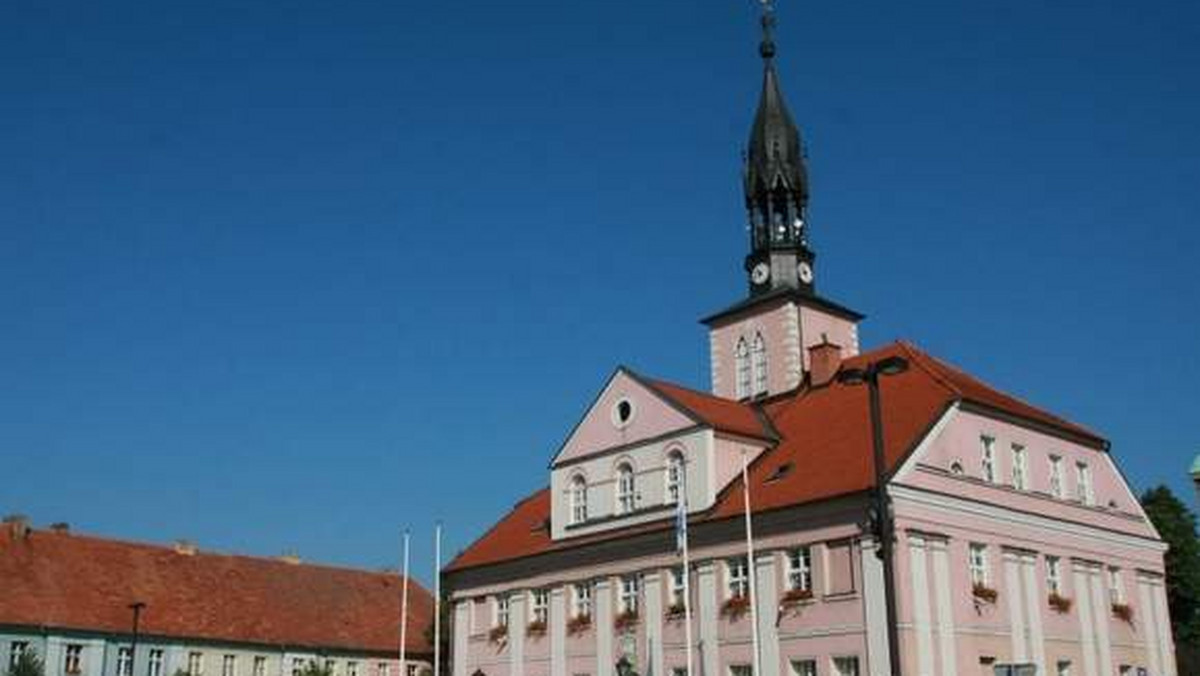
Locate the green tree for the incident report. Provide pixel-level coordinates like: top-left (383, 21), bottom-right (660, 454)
top-left (6, 649), bottom-right (45, 676)
top-left (1141, 485), bottom-right (1200, 671)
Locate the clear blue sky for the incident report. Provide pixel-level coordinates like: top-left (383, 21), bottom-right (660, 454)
top-left (2, 0), bottom-right (1198, 582)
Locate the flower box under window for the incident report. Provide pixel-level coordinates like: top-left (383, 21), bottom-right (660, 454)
top-left (614, 609), bottom-right (640, 630)
top-left (566, 614), bottom-right (592, 636)
top-left (526, 620), bottom-right (547, 637)
top-left (488, 625), bottom-right (508, 643)
top-left (720, 595), bottom-right (751, 621)
top-left (780, 588), bottom-right (814, 606)
top-left (1112, 603), bottom-right (1134, 623)
top-left (972, 582), bottom-right (999, 604)
top-left (1048, 593), bottom-right (1073, 614)
top-left (665, 602), bottom-right (687, 620)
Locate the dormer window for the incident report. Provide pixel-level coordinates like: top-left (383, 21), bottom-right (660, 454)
top-left (665, 451), bottom-right (684, 505)
top-left (735, 337), bottom-right (751, 399)
top-left (569, 475), bottom-right (588, 524)
top-left (616, 463), bottom-right (636, 514)
top-left (751, 332), bottom-right (768, 396)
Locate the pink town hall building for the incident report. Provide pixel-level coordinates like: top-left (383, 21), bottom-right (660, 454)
top-left (441, 9), bottom-right (1177, 676)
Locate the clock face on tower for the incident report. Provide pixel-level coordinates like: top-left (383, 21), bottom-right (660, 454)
top-left (797, 261), bottom-right (814, 284)
top-left (751, 262), bottom-right (770, 285)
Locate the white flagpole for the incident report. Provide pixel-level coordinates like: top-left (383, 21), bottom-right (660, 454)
top-left (434, 522), bottom-right (443, 676)
top-left (741, 452), bottom-right (761, 676)
top-left (400, 529), bottom-right (410, 676)
top-left (679, 465), bottom-right (696, 676)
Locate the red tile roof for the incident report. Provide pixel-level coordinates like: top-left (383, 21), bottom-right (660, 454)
top-left (639, 377), bottom-right (773, 441)
top-left (445, 341), bottom-right (1105, 573)
top-left (1, 526), bottom-right (434, 655)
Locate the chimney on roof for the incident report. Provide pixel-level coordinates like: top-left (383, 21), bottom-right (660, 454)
top-left (49, 522), bottom-right (70, 534)
top-left (807, 336), bottom-right (843, 388)
top-left (3, 514), bottom-right (31, 540)
top-left (173, 539), bottom-right (197, 556)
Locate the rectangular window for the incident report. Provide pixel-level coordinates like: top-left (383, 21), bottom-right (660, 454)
top-left (1055, 661), bottom-right (1070, 676)
top-left (10, 644), bottom-right (29, 669)
top-left (291, 660), bottom-right (305, 676)
top-left (1048, 455), bottom-right (1064, 498)
top-left (786, 547), bottom-right (812, 592)
top-left (669, 567), bottom-right (685, 608)
top-left (665, 456), bottom-right (683, 505)
top-left (345, 663), bottom-right (356, 676)
top-left (1046, 556), bottom-right (1062, 596)
top-left (728, 665), bottom-right (753, 676)
top-left (790, 661), bottom-right (816, 676)
top-left (572, 583), bottom-right (592, 618)
top-left (620, 575), bottom-right (640, 614)
top-left (671, 669), bottom-right (687, 676)
top-left (65, 646), bottom-right (84, 675)
top-left (726, 557), bottom-right (749, 599)
top-left (969, 543), bottom-right (989, 586)
top-left (325, 662), bottom-right (335, 676)
top-left (223, 656), bottom-right (236, 676)
top-left (1108, 567), bottom-right (1124, 605)
top-left (375, 664), bottom-right (387, 676)
top-left (495, 596), bottom-right (510, 628)
top-left (1011, 444), bottom-right (1028, 490)
top-left (188, 654), bottom-right (204, 676)
top-left (981, 436), bottom-right (996, 483)
top-left (117, 649), bottom-right (133, 676)
top-left (253, 658), bottom-right (267, 676)
top-left (148, 652), bottom-right (164, 676)
top-left (832, 657), bottom-right (860, 676)
top-left (1118, 666), bottom-right (1132, 676)
top-left (405, 666), bottom-right (417, 676)
top-left (1076, 462), bottom-right (1094, 505)
top-left (530, 589), bottom-right (549, 624)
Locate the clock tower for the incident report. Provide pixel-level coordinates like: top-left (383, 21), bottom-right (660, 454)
top-left (743, 5), bottom-right (814, 297)
top-left (703, 3), bottom-right (863, 401)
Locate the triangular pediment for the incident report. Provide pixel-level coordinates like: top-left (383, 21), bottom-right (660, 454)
top-left (550, 368), bottom-right (704, 468)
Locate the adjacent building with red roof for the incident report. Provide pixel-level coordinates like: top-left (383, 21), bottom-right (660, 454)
top-left (1, 519), bottom-right (433, 676)
top-left (442, 7), bottom-right (1177, 676)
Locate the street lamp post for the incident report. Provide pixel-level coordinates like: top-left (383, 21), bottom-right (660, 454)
top-left (838, 355), bottom-right (909, 676)
top-left (128, 602), bottom-right (146, 676)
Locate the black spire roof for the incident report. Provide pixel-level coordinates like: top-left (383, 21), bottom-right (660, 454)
top-left (744, 8), bottom-right (807, 206)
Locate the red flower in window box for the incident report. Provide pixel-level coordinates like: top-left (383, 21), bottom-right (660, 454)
top-left (526, 620), bottom-right (547, 637)
top-left (566, 614), bottom-right (592, 636)
top-left (720, 595), bottom-right (751, 620)
top-left (1112, 603), bottom-right (1134, 623)
top-left (780, 588), bottom-right (814, 606)
top-left (665, 602), bottom-right (687, 620)
top-left (488, 625), bottom-right (508, 643)
top-left (1047, 593), bottom-right (1073, 614)
top-left (614, 609), bottom-right (640, 630)
top-left (971, 583), bottom-right (999, 604)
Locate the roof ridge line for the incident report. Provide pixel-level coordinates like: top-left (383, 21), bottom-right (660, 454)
top-left (895, 340), bottom-right (964, 399)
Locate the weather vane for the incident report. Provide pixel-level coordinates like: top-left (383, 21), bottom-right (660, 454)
top-left (757, 0), bottom-right (777, 59)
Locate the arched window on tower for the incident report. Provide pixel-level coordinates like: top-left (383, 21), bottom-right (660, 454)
top-left (665, 451), bottom-right (684, 505)
top-left (735, 337), bottom-right (751, 399)
top-left (616, 463), bottom-right (636, 515)
top-left (569, 474), bottom-right (588, 525)
top-left (752, 332), bottom-right (768, 396)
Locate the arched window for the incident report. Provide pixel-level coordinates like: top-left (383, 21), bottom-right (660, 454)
top-left (569, 475), bottom-right (588, 525)
top-left (751, 332), bottom-right (767, 396)
top-left (735, 337), bottom-right (751, 399)
top-left (616, 463), bottom-right (635, 515)
top-left (665, 451), bottom-right (684, 505)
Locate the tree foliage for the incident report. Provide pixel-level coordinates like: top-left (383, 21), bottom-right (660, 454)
top-left (6, 650), bottom-right (45, 676)
top-left (1141, 485), bottom-right (1200, 670)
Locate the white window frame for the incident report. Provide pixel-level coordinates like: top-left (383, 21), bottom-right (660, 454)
top-left (1108, 567), bottom-right (1124, 605)
top-left (665, 452), bottom-right (684, 505)
top-left (1048, 455), bottom-right (1064, 498)
top-left (572, 583), bottom-right (593, 618)
top-left (616, 463), bottom-right (636, 514)
top-left (726, 557), bottom-right (749, 599)
top-left (253, 658), bottom-right (267, 676)
top-left (1011, 444), bottom-right (1028, 491)
top-left (619, 575), bottom-right (640, 614)
top-left (64, 645), bottom-right (84, 676)
top-left (1046, 556), bottom-right (1062, 596)
top-left (790, 661), bottom-right (817, 676)
top-left (1076, 462), bottom-right (1094, 505)
top-left (222, 656), bottom-right (236, 676)
top-left (569, 474), bottom-right (588, 524)
top-left (735, 337), bottom-right (751, 399)
top-left (751, 332), bottom-right (768, 396)
top-left (375, 664), bottom-right (387, 676)
top-left (786, 547), bottom-right (813, 592)
top-left (117, 649), bottom-right (133, 676)
top-left (149, 651), bottom-right (165, 676)
top-left (1055, 661), bottom-right (1071, 676)
top-left (969, 543), bottom-right (989, 586)
top-left (291, 660), bottom-right (305, 676)
top-left (728, 665), bottom-right (753, 676)
top-left (669, 567), bottom-right (685, 607)
top-left (981, 436), bottom-right (997, 483)
top-left (831, 656), bottom-right (860, 676)
top-left (188, 653), bottom-right (204, 676)
top-left (9, 643), bottom-right (29, 669)
top-left (530, 589), bottom-right (549, 624)
top-left (494, 595), bottom-right (510, 628)
top-left (345, 664), bottom-right (357, 676)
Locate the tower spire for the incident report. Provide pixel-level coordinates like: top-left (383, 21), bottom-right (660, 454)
top-left (743, 0), bottom-right (815, 297)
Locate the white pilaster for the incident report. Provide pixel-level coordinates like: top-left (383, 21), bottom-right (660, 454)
top-left (511, 593), bottom-right (527, 676)
top-left (907, 534), bottom-right (935, 676)
top-left (1073, 566), bottom-right (1098, 676)
top-left (1087, 570), bottom-right (1112, 676)
top-left (1137, 578), bottom-right (1163, 676)
top-left (596, 580), bottom-right (614, 676)
top-left (1153, 582), bottom-right (1175, 676)
top-left (453, 602), bottom-right (471, 676)
top-left (929, 538), bottom-right (957, 676)
top-left (697, 562), bottom-right (719, 676)
top-left (1019, 555), bottom-right (1045, 675)
top-left (1003, 551), bottom-right (1027, 663)
top-left (645, 573), bottom-right (664, 676)
top-left (551, 587), bottom-right (567, 676)
top-left (860, 536), bottom-right (891, 676)
top-left (754, 554), bottom-right (780, 676)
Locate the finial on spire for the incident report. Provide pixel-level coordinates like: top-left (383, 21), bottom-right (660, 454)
top-left (759, 0), bottom-right (777, 60)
